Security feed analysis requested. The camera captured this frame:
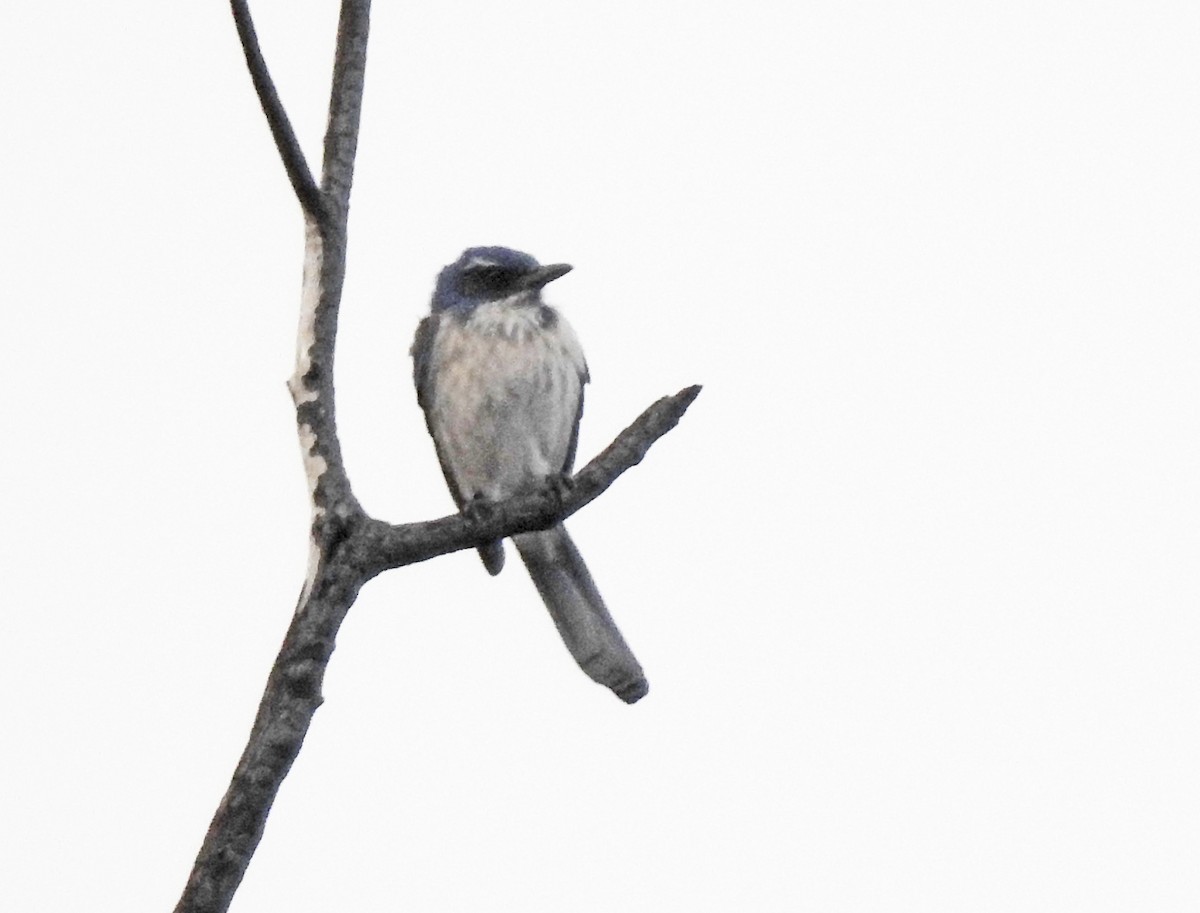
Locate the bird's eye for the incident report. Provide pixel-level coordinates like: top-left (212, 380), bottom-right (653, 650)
top-left (464, 266), bottom-right (514, 295)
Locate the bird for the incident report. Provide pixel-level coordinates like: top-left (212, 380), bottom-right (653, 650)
top-left (411, 246), bottom-right (648, 704)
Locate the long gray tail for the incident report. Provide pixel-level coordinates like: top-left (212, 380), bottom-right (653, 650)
top-left (513, 525), bottom-right (648, 703)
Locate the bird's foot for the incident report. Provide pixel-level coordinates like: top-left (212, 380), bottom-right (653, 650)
top-left (462, 493), bottom-right (496, 527)
top-left (542, 472), bottom-right (575, 509)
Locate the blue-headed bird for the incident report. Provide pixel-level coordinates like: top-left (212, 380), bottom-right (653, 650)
top-left (412, 247), bottom-right (648, 703)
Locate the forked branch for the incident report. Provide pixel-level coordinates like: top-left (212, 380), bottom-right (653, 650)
top-left (174, 4), bottom-right (700, 912)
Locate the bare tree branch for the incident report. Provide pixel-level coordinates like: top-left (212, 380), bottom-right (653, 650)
top-left (363, 385), bottom-right (704, 575)
top-left (171, 580), bottom-right (359, 913)
top-left (172, 388), bottom-right (699, 913)
top-left (175, 4), bottom-right (700, 911)
top-left (174, 6), bottom-right (373, 912)
top-left (321, 0), bottom-right (370, 211)
top-left (230, 0), bottom-right (324, 219)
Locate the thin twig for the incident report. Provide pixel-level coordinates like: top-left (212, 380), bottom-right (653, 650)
top-left (229, 0), bottom-right (325, 219)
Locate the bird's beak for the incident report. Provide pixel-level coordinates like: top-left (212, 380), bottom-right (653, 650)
top-left (520, 263), bottom-right (573, 290)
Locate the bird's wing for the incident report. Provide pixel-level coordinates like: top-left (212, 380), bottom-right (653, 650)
top-left (411, 314), bottom-right (468, 509)
top-left (411, 313), bottom-right (438, 412)
top-left (562, 359), bottom-right (589, 474)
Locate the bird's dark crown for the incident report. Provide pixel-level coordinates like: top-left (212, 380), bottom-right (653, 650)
top-left (432, 246), bottom-right (569, 313)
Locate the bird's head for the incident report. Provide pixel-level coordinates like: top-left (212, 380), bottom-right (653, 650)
top-left (431, 246), bottom-right (573, 313)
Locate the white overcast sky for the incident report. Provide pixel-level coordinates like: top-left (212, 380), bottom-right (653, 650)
top-left (3, 2), bottom-right (1198, 911)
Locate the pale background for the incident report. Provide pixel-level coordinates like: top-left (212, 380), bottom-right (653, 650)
top-left (2, 2), bottom-right (1197, 911)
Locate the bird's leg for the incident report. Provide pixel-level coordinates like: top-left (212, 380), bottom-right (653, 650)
top-left (542, 472), bottom-right (575, 511)
top-left (462, 492), bottom-right (496, 527)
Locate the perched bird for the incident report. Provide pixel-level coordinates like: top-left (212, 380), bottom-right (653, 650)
top-left (411, 246), bottom-right (648, 703)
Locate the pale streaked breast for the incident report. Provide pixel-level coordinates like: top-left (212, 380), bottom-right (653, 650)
top-left (427, 300), bottom-right (587, 502)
